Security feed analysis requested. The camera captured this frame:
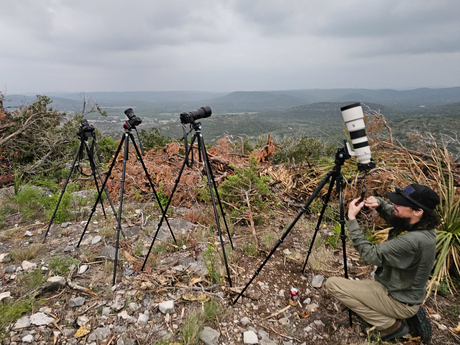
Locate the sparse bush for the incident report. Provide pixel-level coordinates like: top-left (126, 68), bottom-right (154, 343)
top-left (203, 244), bottom-right (220, 283)
top-left (203, 298), bottom-right (226, 324)
top-left (0, 297), bottom-right (35, 340)
top-left (48, 255), bottom-right (80, 276)
top-left (17, 269), bottom-right (46, 295)
top-left (180, 310), bottom-right (203, 345)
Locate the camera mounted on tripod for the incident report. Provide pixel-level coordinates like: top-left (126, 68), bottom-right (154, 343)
top-left (180, 106), bottom-right (212, 125)
top-left (77, 119), bottom-right (95, 139)
top-left (124, 108), bottom-right (142, 130)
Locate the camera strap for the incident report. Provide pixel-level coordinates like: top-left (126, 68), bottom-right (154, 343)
top-left (182, 125), bottom-right (194, 168)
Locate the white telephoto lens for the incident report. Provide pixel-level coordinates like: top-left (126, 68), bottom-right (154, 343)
top-left (341, 103), bottom-right (372, 164)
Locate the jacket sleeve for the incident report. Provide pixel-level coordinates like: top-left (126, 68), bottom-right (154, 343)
top-left (374, 197), bottom-right (395, 223)
top-left (346, 219), bottom-right (417, 268)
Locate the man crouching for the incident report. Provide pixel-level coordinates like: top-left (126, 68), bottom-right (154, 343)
top-left (325, 184), bottom-right (440, 343)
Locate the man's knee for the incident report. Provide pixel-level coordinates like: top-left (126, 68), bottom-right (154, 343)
top-left (325, 276), bottom-right (342, 293)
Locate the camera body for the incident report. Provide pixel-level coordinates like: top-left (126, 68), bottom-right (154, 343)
top-left (180, 106), bottom-right (212, 124)
top-left (77, 119), bottom-right (95, 139)
top-left (124, 108), bottom-right (142, 128)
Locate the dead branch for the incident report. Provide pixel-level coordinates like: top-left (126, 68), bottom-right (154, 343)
top-left (67, 280), bottom-right (98, 297)
top-left (244, 189), bottom-right (258, 246)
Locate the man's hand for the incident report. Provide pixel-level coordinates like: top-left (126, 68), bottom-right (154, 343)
top-left (348, 197), bottom-right (365, 220)
top-left (364, 196), bottom-right (379, 210)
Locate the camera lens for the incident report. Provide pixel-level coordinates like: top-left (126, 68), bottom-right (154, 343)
top-left (341, 103), bottom-right (373, 167)
top-left (180, 106), bottom-right (212, 124)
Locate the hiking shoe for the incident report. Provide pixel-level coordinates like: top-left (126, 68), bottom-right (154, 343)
top-left (380, 320), bottom-right (410, 342)
top-left (406, 307), bottom-right (432, 343)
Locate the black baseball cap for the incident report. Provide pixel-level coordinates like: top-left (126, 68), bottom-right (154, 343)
top-left (386, 184), bottom-right (440, 213)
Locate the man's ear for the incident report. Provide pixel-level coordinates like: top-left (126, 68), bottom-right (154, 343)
top-left (413, 208), bottom-right (424, 219)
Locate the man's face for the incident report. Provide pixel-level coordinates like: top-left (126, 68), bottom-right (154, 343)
top-left (392, 203), bottom-right (415, 219)
top-left (391, 203), bottom-right (423, 225)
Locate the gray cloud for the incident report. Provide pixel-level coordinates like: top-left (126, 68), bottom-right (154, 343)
top-left (0, 0), bottom-right (459, 93)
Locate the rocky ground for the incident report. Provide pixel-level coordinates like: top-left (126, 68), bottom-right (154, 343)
top-left (1, 191), bottom-right (460, 345)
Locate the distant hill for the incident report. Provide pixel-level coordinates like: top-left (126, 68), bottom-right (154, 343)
top-left (207, 91), bottom-right (306, 112)
top-left (5, 87), bottom-right (460, 114)
top-left (272, 87), bottom-right (460, 110)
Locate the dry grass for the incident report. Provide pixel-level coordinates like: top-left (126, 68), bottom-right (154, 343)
top-left (0, 227), bottom-right (22, 242)
top-left (99, 223), bottom-right (116, 238)
top-left (10, 243), bottom-right (47, 262)
top-left (307, 245), bottom-right (334, 271)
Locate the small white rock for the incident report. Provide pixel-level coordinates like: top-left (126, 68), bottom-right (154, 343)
top-left (22, 334), bottom-right (34, 343)
top-left (0, 291), bottom-right (11, 301)
top-left (78, 265), bottom-right (89, 274)
top-left (22, 261), bottom-right (37, 271)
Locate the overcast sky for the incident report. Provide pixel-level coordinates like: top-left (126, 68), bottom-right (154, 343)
top-left (1, 0), bottom-right (459, 94)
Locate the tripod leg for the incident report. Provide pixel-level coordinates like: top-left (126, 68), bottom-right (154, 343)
top-left (141, 134), bottom-right (198, 271)
top-left (43, 141), bottom-right (84, 241)
top-left (204, 148), bottom-right (234, 249)
top-left (91, 136), bottom-right (118, 217)
top-left (233, 170), bottom-right (334, 305)
top-left (197, 133), bottom-right (232, 287)
top-left (336, 172), bottom-right (353, 327)
top-left (113, 133), bottom-right (130, 286)
top-left (127, 133), bottom-right (176, 242)
top-left (77, 134), bottom-right (125, 247)
top-left (302, 170), bottom-right (337, 272)
top-left (84, 140), bottom-right (107, 219)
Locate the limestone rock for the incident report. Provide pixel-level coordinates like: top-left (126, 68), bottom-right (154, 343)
top-left (159, 300), bottom-right (174, 314)
top-left (0, 291), bottom-right (11, 301)
top-left (21, 260), bottom-right (37, 271)
top-left (200, 326), bottom-right (220, 345)
top-left (14, 315), bottom-right (31, 329)
top-left (0, 253), bottom-right (12, 263)
top-left (30, 312), bottom-right (55, 326)
top-left (47, 276), bottom-right (67, 287)
top-left (69, 297), bottom-right (86, 307)
top-left (243, 330), bottom-right (259, 344)
top-left (311, 275), bottom-right (324, 288)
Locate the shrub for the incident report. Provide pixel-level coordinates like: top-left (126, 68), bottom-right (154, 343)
top-left (217, 155), bottom-right (273, 226)
top-left (271, 136), bottom-right (335, 165)
top-left (427, 144), bottom-right (460, 296)
top-left (139, 127), bottom-right (172, 151)
top-left (48, 255), bottom-right (80, 276)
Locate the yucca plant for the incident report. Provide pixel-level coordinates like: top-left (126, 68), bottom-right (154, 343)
top-left (427, 143), bottom-right (460, 297)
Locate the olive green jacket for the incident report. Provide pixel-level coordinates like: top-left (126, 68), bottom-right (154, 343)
top-left (346, 197), bottom-right (436, 305)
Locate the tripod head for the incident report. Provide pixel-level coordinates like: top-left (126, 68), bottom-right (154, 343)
top-left (77, 119), bottom-right (95, 140)
top-left (334, 140), bottom-right (351, 166)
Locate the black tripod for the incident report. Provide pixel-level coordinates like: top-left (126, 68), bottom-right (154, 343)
top-left (77, 109), bottom-right (176, 285)
top-left (233, 143), bottom-right (353, 326)
top-left (141, 115), bottom-right (234, 287)
top-left (43, 120), bottom-right (117, 241)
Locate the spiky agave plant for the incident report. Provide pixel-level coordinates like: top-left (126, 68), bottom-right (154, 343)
top-left (427, 143), bottom-right (460, 297)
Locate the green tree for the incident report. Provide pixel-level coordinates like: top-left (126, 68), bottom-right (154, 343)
top-left (217, 155), bottom-right (273, 244)
top-left (0, 94), bottom-right (82, 184)
top-left (139, 127), bottom-right (172, 150)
